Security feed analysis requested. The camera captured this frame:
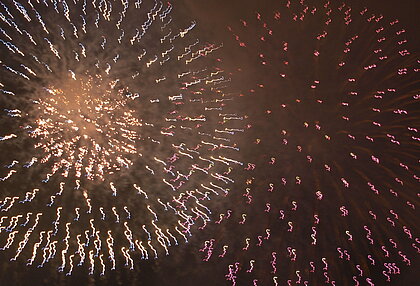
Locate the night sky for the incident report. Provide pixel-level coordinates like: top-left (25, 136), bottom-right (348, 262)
top-left (0, 0), bottom-right (418, 285)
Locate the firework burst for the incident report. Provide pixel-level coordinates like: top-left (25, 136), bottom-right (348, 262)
top-left (196, 1), bottom-right (419, 285)
top-left (0, 0), bottom-right (244, 276)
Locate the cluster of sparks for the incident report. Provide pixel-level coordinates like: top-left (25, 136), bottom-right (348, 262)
top-left (196, 1), bottom-right (419, 285)
top-left (0, 0), bottom-right (245, 277)
top-left (29, 75), bottom-right (142, 181)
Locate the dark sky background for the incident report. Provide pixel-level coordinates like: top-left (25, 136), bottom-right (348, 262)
top-left (0, 0), bottom-right (418, 285)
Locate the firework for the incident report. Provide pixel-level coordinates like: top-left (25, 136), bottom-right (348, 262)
top-left (0, 0), bottom-right (244, 275)
top-left (198, 1), bottom-right (419, 285)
